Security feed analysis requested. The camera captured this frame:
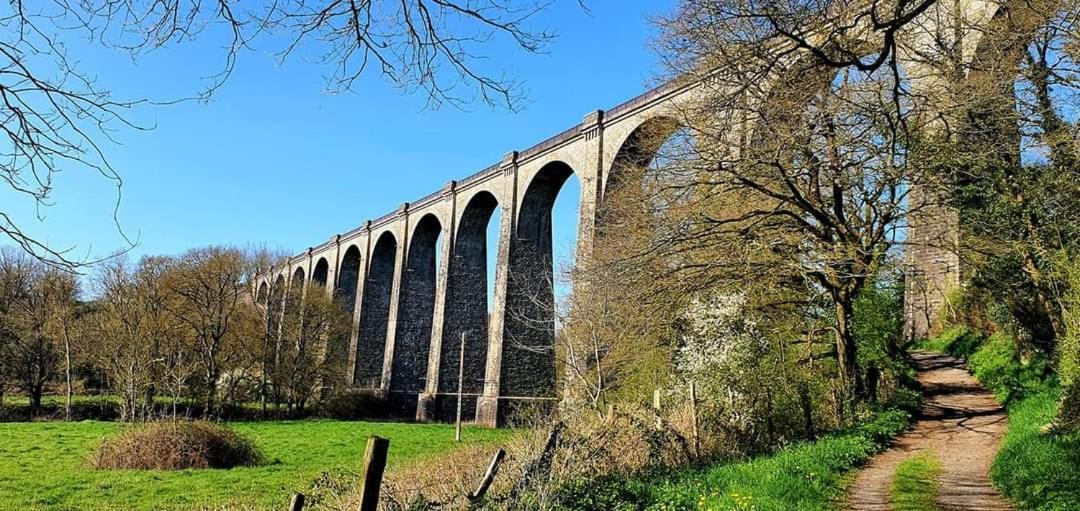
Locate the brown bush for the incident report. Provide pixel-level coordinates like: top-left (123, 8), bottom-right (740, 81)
top-left (93, 421), bottom-right (263, 470)
top-left (322, 389), bottom-right (390, 420)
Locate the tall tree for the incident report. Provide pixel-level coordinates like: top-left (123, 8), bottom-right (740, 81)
top-left (0, 249), bottom-right (78, 415)
top-left (86, 258), bottom-right (160, 421)
top-left (164, 247), bottom-right (250, 416)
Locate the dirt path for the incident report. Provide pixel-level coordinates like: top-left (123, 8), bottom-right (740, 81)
top-left (847, 351), bottom-right (1011, 510)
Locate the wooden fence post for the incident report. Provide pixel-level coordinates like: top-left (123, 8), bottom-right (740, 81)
top-left (456, 332), bottom-right (466, 442)
top-left (468, 448), bottom-right (506, 502)
top-left (653, 389), bottom-right (662, 430)
top-left (288, 493), bottom-right (305, 511)
top-left (358, 436), bottom-right (390, 511)
top-left (689, 380), bottom-right (700, 459)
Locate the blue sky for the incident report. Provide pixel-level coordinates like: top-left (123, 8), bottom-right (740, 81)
top-left (4, 1), bottom-right (676, 277)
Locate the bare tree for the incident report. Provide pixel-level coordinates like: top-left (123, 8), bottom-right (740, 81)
top-left (85, 258), bottom-right (161, 421)
top-left (0, 248), bottom-right (78, 415)
top-left (278, 283), bottom-right (351, 415)
top-left (164, 246), bottom-right (250, 417)
top-left (1, 1), bottom-right (556, 269)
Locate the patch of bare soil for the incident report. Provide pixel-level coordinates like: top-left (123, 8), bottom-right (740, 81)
top-left (847, 351), bottom-right (1011, 510)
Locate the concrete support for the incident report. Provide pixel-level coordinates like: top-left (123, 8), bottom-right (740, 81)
top-left (328, 235), bottom-right (342, 297)
top-left (576, 110), bottom-right (605, 262)
top-left (379, 207), bottom-right (409, 392)
top-left (418, 183), bottom-right (458, 421)
top-left (421, 190), bottom-right (497, 422)
top-left (501, 165), bottom-right (566, 412)
top-left (270, 274), bottom-right (287, 347)
top-left (477, 152), bottom-right (519, 426)
top-left (905, 185), bottom-right (960, 340)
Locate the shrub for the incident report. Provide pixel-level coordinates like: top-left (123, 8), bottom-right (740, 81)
top-left (321, 389), bottom-right (390, 420)
top-left (940, 286), bottom-right (999, 337)
top-left (93, 421), bottom-right (263, 470)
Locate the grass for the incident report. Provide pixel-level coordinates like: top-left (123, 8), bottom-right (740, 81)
top-left (0, 419), bottom-right (515, 510)
top-left (991, 388), bottom-right (1080, 510)
top-left (890, 451), bottom-right (942, 511)
top-left (923, 327), bottom-right (1080, 510)
top-left (558, 409), bottom-right (911, 511)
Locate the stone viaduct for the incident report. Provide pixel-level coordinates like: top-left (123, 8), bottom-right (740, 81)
top-left (256, 0), bottom-right (1032, 426)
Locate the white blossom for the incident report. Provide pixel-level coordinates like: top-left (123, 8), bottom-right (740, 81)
top-left (676, 292), bottom-right (766, 377)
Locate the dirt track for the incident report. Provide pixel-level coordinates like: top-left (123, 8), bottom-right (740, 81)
top-left (847, 351), bottom-right (1011, 510)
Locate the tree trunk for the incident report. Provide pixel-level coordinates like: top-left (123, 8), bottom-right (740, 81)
top-left (833, 297), bottom-right (862, 411)
top-left (799, 381), bottom-right (815, 439)
top-left (866, 366), bottom-right (880, 405)
top-left (204, 363), bottom-right (219, 419)
top-left (63, 335), bottom-right (73, 422)
top-left (29, 383), bottom-right (43, 417)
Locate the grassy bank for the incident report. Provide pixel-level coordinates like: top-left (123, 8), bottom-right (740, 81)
top-left (558, 409), bottom-right (910, 511)
top-left (0, 420), bottom-right (513, 510)
top-left (926, 328), bottom-right (1080, 511)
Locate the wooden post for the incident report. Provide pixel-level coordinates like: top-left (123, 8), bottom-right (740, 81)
top-left (653, 389), bottom-right (662, 430)
top-left (468, 448), bottom-right (507, 502)
top-left (689, 380), bottom-right (700, 459)
top-left (358, 436), bottom-right (390, 511)
top-left (455, 331), bottom-right (466, 442)
top-left (288, 493), bottom-right (305, 511)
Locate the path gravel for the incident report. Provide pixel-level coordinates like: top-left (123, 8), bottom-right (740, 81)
top-left (847, 351), bottom-right (1011, 510)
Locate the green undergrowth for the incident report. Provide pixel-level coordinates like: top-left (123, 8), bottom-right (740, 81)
top-left (923, 327), bottom-right (1080, 510)
top-left (890, 451), bottom-right (942, 511)
top-left (557, 409), bottom-right (911, 511)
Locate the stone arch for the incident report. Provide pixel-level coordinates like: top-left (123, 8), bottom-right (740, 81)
top-left (389, 214), bottom-right (443, 409)
top-left (256, 281), bottom-right (269, 306)
top-left (284, 267), bottom-right (306, 334)
top-left (333, 245), bottom-right (363, 364)
top-left (356, 232), bottom-right (397, 388)
top-left (600, 115), bottom-right (686, 239)
top-left (606, 115), bottom-right (682, 201)
top-left (312, 258), bottom-right (330, 288)
top-left (335, 246), bottom-right (362, 313)
top-left (269, 274), bottom-right (287, 339)
top-left (501, 161), bottom-right (576, 401)
top-left (435, 191), bottom-right (500, 420)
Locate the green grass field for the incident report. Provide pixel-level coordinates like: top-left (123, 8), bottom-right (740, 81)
top-left (0, 420), bottom-right (514, 510)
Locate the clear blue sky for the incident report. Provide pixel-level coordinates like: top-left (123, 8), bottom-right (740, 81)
top-left (5, 1), bottom-right (677, 273)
